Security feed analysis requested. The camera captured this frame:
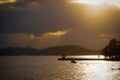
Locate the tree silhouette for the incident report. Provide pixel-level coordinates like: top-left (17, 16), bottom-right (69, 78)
top-left (102, 39), bottom-right (120, 59)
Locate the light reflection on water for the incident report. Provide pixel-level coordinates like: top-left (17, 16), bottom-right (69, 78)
top-left (70, 60), bottom-right (120, 80)
top-left (77, 61), bottom-right (111, 80)
top-left (67, 55), bottom-right (105, 59)
top-left (0, 56), bottom-right (120, 80)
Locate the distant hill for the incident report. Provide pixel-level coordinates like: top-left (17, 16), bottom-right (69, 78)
top-left (40, 45), bottom-right (97, 55)
top-left (0, 45), bottom-right (99, 56)
top-left (0, 47), bottom-right (40, 56)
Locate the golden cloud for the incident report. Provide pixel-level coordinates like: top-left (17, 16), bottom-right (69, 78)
top-left (41, 30), bottom-right (69, 37)
top-left (28, 1), bottom-right (40, 7)
top-left (1, 30), bottom-right (70, 40)
top-left (0, 0), bottom-right (17, 4)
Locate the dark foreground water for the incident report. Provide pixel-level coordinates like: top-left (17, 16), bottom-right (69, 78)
top-left (0, 56), bottom-right (120, 80)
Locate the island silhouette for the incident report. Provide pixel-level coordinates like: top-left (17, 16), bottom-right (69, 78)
top-left (0, 45), bottom-right (99, 56)
top-left (1, 39), bottom-right (120, 61)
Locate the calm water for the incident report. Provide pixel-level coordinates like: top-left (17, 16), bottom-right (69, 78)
top-left (0, 56), bottom-right (120, 80)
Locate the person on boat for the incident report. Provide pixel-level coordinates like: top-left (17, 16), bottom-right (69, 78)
top-left (62, 54), bottom-right (66, 59)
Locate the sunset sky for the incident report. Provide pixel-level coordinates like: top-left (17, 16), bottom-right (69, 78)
top-left (0, 0), bottom-right (120, 50)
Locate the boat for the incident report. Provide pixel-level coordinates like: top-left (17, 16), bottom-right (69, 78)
top-left (71, 59), bottom-right (77, 63)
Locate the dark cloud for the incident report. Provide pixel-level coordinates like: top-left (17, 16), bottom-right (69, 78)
top-left (0, 0), bottom-right (42, 9)
top-left (0, 0), bottom-right (74, 34)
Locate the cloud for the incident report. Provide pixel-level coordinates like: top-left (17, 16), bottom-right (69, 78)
top-left (28, 1), bottom-right (40, 7)
top-left (0, 0), bottom-right (41, 9)
top-left (0, 0), bottom-right (120, 49)
top-left (0, 30), bottom-right (70, 48)
top-left (41, 30), bottom-right (69, 37)
top-left (0, 0), bottom-right (17, 4)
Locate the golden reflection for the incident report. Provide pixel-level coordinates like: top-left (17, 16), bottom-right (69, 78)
top-left (82, 61), bottom-right (111, 80)
top-left (80, 55), bottom-right (105, 59)
top-left (73, 61), bottom-right (116, 80)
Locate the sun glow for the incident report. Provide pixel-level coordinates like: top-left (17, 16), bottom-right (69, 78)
top-left (70, 0), bottom-right (120, 7)
top-left (71, 0), bottom-right (106, 4)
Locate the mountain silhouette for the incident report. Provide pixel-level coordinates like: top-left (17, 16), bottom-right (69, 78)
top-left (0, 45), bottom-right (99, 56)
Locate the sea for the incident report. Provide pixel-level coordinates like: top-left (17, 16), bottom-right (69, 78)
top-left (0, 56), bottom-right (120, 80)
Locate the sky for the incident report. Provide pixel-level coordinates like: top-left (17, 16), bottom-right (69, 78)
top-left (0, 0), bottom-right (120, 50)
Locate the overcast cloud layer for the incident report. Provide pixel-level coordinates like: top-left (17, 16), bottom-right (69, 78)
top-left (0, 0), bottom-right (120, 49)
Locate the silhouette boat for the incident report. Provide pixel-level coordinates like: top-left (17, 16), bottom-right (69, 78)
top-left (71, 59), bottom-right (76, 63)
